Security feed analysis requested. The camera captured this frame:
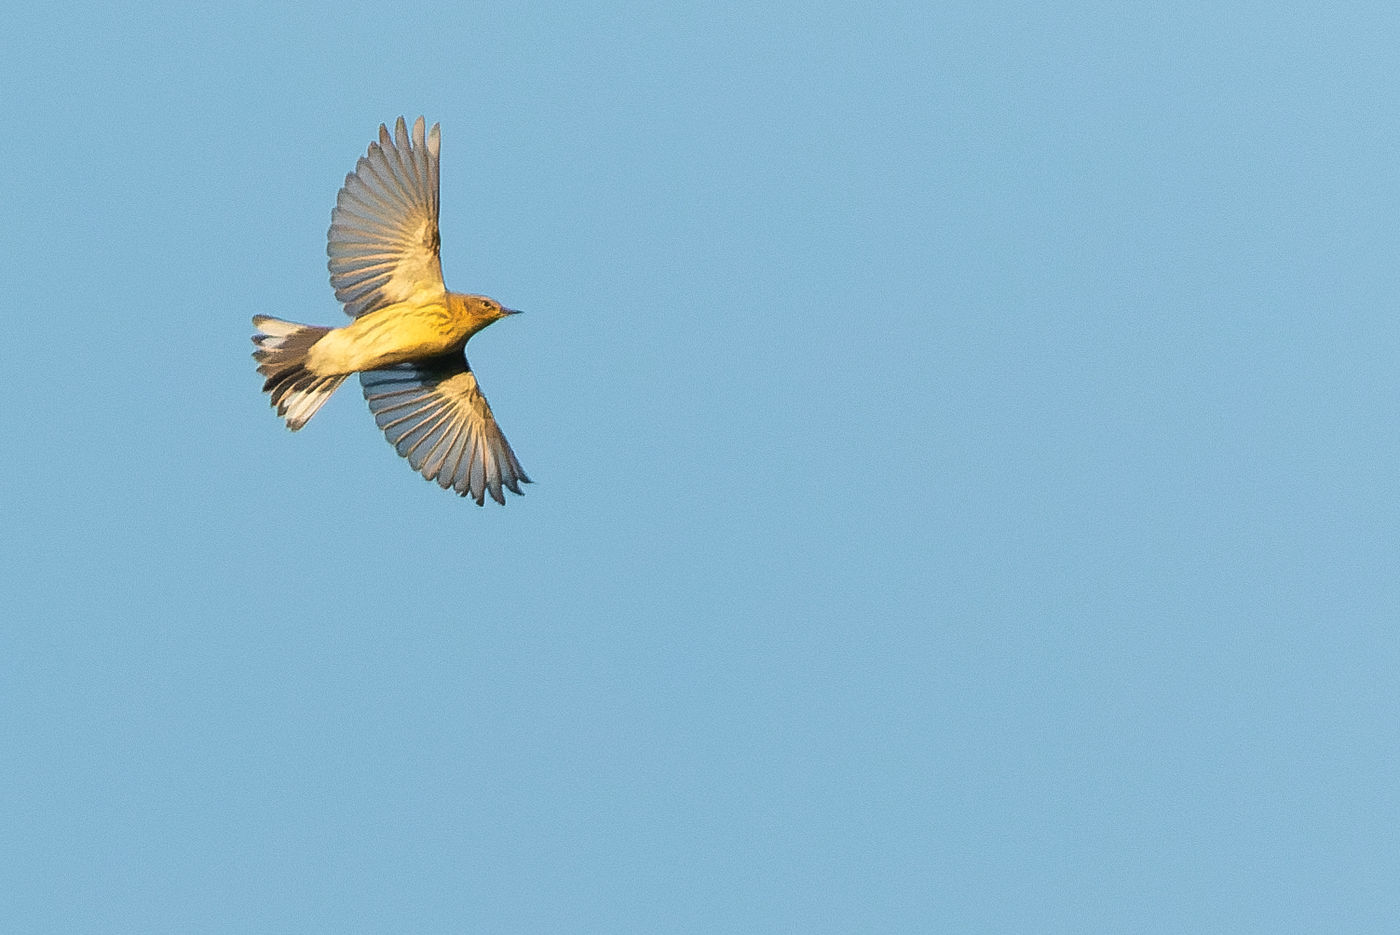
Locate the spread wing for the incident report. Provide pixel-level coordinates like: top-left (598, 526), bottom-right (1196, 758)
top-left (360, 355), bottom-right (530, 505)
top-left (327, 116), bottom-right (445, 318)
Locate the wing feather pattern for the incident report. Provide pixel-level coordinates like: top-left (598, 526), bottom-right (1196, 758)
top-left (328, 116), bottom-right (445, 318)
top-left (360, 355), bottom-right (530, 505)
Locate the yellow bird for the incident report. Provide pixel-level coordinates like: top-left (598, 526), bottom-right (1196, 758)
top-left (252, 116), bottom-right (530, 505)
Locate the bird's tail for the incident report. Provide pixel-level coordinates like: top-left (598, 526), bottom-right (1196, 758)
top-left (251, 315), bottom-right (348, 430)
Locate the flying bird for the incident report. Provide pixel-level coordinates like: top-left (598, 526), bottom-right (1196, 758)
top-left (252, 116), bottom-right (530, 505)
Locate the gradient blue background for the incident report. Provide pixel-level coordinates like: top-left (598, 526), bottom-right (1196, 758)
top-left (4, 3), bottom-right (1398, 931)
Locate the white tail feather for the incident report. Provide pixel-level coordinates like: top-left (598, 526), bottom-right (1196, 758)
top-left (251, 316), bottom-right (348, 430)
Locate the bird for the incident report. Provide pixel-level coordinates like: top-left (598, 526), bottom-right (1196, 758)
top-left (252, 116), bottom-right (530, 505)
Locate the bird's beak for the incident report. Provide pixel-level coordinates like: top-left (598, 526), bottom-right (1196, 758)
top-left (502, 307), bottom-right (523, 316)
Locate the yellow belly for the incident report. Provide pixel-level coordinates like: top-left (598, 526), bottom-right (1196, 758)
top-left (307, 301), bottom-right (467, 374)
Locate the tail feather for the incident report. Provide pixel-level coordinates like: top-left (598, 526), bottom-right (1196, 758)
top-left (252, 315), bottom-right (348, 430)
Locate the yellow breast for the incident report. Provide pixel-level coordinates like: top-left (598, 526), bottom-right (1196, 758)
top-left (307, 300), bottom-right (467, 374)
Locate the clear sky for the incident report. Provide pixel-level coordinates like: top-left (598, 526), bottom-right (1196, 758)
top-left (3, 2), bottom-right (1398, 932)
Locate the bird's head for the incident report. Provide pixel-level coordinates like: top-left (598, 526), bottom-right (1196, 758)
top-left (457, 294), bottom-right (523, 336)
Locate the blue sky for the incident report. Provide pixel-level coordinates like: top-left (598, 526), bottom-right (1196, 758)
top-left (3, 2), bottom-right (1398, 931)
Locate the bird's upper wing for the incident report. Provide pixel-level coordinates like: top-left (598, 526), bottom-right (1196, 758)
top-left (360, 354), bottom-right (530, 505)
top-left (327, 116), bottom-right (445, 318)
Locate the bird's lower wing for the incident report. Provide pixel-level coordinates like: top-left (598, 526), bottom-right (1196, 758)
top-left (360, 354), bottom-right (530, 504)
